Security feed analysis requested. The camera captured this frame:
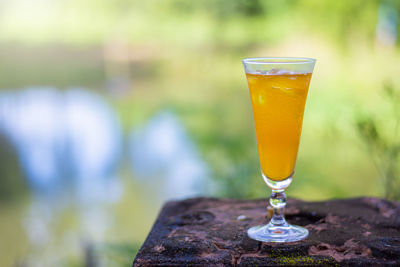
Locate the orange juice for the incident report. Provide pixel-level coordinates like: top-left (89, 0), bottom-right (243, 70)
top-left (246, 71), bottom-right (312, 181)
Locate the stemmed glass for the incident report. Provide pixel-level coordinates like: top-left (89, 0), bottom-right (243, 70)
top-left (243, 57), bottom-right (316, 242)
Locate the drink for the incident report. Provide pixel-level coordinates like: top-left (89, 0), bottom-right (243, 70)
top-left (246, 72), bottom-right (312, 181)
top-left (243, 57), bottom-right (315, 243)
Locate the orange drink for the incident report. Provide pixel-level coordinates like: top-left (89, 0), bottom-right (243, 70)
top-left (246, 72), bottom-right (312, 181)
top-left (243, 57), bottom-right (315, 243)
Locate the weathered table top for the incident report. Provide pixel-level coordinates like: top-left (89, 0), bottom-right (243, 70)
top-left (133, 197), bottom-right (400, 266)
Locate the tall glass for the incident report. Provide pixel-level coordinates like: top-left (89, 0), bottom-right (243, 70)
top-left (243, 57), bottom-right (316, 242)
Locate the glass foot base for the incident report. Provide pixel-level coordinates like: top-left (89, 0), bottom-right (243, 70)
top-left (247, 222), bottom-right (309, 243)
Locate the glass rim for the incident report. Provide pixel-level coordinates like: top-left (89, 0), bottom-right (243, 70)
top-left (242, 57), bottom-right (316, 65)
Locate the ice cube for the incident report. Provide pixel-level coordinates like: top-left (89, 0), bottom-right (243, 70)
top-left (255, 69), bottom-right (269, 75)
top-left (267, 68), bottom-right (295, 75)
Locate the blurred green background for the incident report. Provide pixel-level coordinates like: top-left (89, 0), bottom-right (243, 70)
top-left (0, 0), bottom-right (400, 266)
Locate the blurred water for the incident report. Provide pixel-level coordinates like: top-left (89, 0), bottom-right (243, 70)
top-left (0, 88), bottom-right (209, 265)
top-left (0, 89), bottom-right (122, 263)
top-left (130, 111), bottom-right (211, 200)
top-left (0, 88), bottom-right (122, 197)
top-left (376, 2), bottom-right (398, 46)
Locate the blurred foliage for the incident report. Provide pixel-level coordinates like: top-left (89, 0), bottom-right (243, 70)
top-left (0, 0), bottom-right (397, 49)
top-left (0, 132), bottom-right (28, 202)
top-left (95, 243), bottom-right (141, 266)
top-left (0, 0), bottom-right (398, 199)
top-left (356, 83), bottom-right (400, 200)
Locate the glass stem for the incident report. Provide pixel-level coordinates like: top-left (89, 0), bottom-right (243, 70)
top-left (269, 189), bottom-right (288, 227)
